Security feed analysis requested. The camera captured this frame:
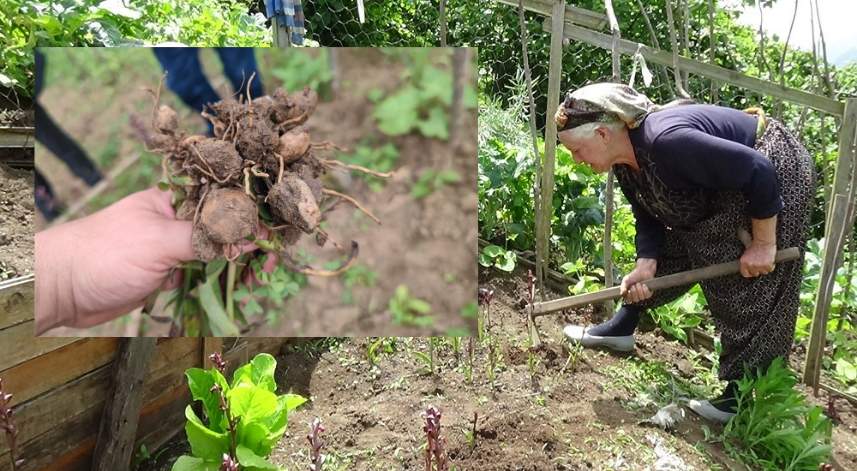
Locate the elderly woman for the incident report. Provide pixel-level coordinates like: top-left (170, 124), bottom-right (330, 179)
top-left (557, 83), bottom-right (815, 423)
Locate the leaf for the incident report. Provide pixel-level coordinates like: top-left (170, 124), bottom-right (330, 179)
top-left (170, 456), bottom-right (221, 471)
top-left (205, 258), bottom-right (228, 279)
top-left (244, 297), bottom-right (263, 317)
top-left (495, 251), bottom-right (516, 272)
top-left (157, 181), bottom-right (170, 191)
top-left (408, 299), bottom-right (432, 314)
top-left (281, 393), bottom-right (308, 412)
top-left (483, 245), bottom-right (505, 258)
top-left (233, 286), bottom-right (251, 301)
top-left (228, 385), bottom-right (279, 424)
top-left (184, 406), bottom-right (229, 461)
top-left (185, 368), bottom-right (226, 431)
top-left (478, 253), bottom-right (491, 267)
top-left (235, 444), bottom-right (278, 470)
top-left (198, 281), bottom-right (240, 336)
top-left (232, 353), bottom-right (277, 392)
top-left (460, 301), bottom-right (478, 318)
top-left (416, 106), bottom-right (449, 139)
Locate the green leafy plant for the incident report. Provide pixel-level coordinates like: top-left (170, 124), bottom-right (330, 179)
top-left (720, 358), bottom-right (833, 471)
top-left (336, 143), bottom-right (399, 193)
top-left (649, 285), bottom-right (706, 344)
top-left (389, 285), bottom-right (433, 327)
top-left (366, 337), bottom-right (398, 364)
top-left (410, 169), bottom-right (460, 199)
top-left (478, 245), bottom-right (516, 272)
top-left (340, 264), bottom-right (379, 305)
top-left (372, 49), bottom-right (476, 140)
top-left (172, 353), bottom-right (307, 471)
top-left (271, 50), bottom-right (333, 99)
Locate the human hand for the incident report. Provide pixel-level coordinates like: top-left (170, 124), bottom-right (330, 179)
top-left (739, 240), bottom-right (776, 278)
top-left (620, 258), bottom-right (658, 304)
top-left (34, 187), bottom-right (260, 334)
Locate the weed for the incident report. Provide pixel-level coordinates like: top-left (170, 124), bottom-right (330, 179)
top-left (720, 358), bottom-right (832, 471)
top-left (478, 245), bottom-right (516, 272)
top-left (336, 143), bottom-right (399, 193)
top-left (271, 50), bottom-right (333, 100)
top-left (341, 264), bottom-right (379, 305)
top-left (389, 285), bottom-right (434, 327)
top-left (411, 168), bottom-right (460, 199)
top-left (367, 337), bottom-right (398, 364)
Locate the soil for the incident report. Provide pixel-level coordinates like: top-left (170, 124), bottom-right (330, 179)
top-left (0, 162), bottom-right (34, 278)
top-left (134, 266), bottom-right (856, 471)
top-left (34, 48), bottom-right (476, 336)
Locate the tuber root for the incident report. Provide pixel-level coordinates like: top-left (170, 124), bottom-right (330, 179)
top-left (200, 188), bottom-right (258, 244)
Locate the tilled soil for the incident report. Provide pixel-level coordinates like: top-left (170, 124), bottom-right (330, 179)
top-left (141, 263), bottom-right (854, 471)
top-left (0, 160), bottom-right (34, 278)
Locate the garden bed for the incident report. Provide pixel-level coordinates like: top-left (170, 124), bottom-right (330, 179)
top-left (135, 265), bottom-right (856, 470)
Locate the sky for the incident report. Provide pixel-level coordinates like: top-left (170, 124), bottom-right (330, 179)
top-left (735, 0), bottom-right (857, 66)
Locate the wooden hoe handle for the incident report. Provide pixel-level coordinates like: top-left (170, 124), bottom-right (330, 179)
top-left (531, 247), bottom-right (800, 318)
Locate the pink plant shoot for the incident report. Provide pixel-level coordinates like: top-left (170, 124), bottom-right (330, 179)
top-left (0, 378), bottom-right (23, 471)
top-left (220, 453), bottom-right (238, 471)
top-left (423, 405), bottom-right (449, 471)
top-left (307, 418), bottom-right (326, 471)
top-left (209, 352), bottom-right (228, 375)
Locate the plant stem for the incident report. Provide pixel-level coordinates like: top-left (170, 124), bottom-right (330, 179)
top-left (429, 338), bottom-right (435, 376)
top-left (226, 261), bottom-right (236, 321)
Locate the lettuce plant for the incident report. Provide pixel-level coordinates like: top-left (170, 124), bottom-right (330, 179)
top-left (172, 353), bottom-right (307, 471)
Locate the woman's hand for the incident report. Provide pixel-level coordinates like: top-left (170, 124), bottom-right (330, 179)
top-left (621, 258), bottom-right (658, 304)
top-left (740, 216), bottom-right (778, 278)
top-left (739, 240), bottom-right (777, 278)
top-left (34, 187), bottom-right (265, 335)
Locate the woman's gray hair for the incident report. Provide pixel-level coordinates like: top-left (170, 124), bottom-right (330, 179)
top-left (561, 114), bottom-right (625, 141)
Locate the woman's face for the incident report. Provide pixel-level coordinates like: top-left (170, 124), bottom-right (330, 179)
top-left (558, 128), bottom-right (612, 173)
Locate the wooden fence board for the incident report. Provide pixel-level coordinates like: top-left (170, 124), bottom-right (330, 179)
top-left (0, 276), bottom-right (35, 330)
top-left (0, 322), bottom-right (79, 372)
top-left (0, 338), bottom-right (114, 407)
top-left (0, 364), bottom-right (111, 456)
top-left (1, 400), bottom-right (102, 471)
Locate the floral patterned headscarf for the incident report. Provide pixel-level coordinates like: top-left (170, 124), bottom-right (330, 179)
top-left (555, 83), bottom-right (656, 132)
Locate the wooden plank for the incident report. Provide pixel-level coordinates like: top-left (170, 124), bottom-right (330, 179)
top-left (0, 362), bottom-right (112, 457)
top-left (272, 16), bottom-right (291, 47)
top-left (141, 342), bottom-right (200, 410)
top-left (0, 275), bottom-right (34, 330)
top-left (0, 338), bottom-right (115, 407)
top-left (93, 339), bottom-right (157, 471)
top-left (495, 0), bottom-right (607, 30)
top-left (546, 20), bottom-right (845, 116)
top-left (202, 337), bottom-right (223, 371)
top-left (804, 197), bottom-right (851, 389)
top-left (831, 99), bottom-right (857, 228)
top-left (0, 322), bottom-right (79, 372)
top-left (1, 399), bottom-right (103, 471)
top-left (0, 127), bottom-right (33, 148)
top-left (134, 387), bottom-right (192, 460)
top-left (1, 338), bottom-right (193, 455)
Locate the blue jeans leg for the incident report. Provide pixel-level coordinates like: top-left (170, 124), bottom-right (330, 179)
top-left (215, 48), bottom-right (264, 100)
top-left (153, 48), bottom-right (221, 134)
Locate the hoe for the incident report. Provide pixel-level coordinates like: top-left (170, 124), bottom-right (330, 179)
top-left (527, 246), bottom-right (801, 348)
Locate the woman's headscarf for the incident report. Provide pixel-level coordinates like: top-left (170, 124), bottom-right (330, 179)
top-left (555, 83), bottom-right (657, 132)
